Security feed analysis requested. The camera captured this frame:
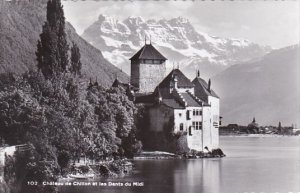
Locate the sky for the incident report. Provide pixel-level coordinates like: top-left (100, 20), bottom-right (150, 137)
top-left (62, 1), bottom-right (300, 49)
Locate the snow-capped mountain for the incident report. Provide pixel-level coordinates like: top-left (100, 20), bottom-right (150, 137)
top-left (82, 14), bottom-right (271, 79)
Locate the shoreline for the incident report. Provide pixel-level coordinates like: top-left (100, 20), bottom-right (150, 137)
top-left (220, 134), bottom-right (300, 138)
top-left (133, 149), bottom-right (226, 160)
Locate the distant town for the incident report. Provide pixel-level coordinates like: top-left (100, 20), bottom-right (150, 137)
top-left (219, 117), bottom-right (299, 136)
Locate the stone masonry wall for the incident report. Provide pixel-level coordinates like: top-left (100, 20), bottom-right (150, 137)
top-left (130, 60), bottom-right (140, 88)
top-left (139, 62), bottom-right (166, 93)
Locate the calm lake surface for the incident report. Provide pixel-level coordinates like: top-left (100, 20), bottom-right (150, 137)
top-left (60, 136), bottom-right (300, 193)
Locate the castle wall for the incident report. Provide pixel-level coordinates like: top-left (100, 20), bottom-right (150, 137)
top-left (174, 109), bottom-right (186, 132)
top-left (148, 104), bottom-right (173, 132)
top-left (187, 130), bottom-right (202, 151)
top-left (130, 60), bottom-right (140, 88)
top-left (202, 106), bottom-right (213, 150)
top-left (208, 96), bottom-right (220, 148)
top-left (146, 102), bottom-right (219, 152)
top-left (139, 61), bottom-right (166, 93)
top-left (186, 107), bottom-right (202, 151)
top-left (174, 107), bottom-right (205, 151)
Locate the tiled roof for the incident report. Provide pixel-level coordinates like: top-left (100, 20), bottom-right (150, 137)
top-left (180, 93), bottom-right (202, 107)
top-left (134, 86), bottom-right (211, 108)
top-left (135, 93), bottom-right (155, 103)
top-left (112, 78), bottom-right (136, 90)
top-left (192, 77), bottom-right (219, 99)
top-left (159, 69), bottom-right (194, 89)
top-left (130, 44), bottom-right (167, 60)
top-left (162, 99), bottom-right (185, 109)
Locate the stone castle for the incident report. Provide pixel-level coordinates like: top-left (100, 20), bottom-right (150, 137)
top-left (113, 42), bottom-right (220, 153)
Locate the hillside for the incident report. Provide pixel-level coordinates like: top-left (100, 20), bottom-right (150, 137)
top-left (213, 44), bottom-right (300, 126)
top-left (0, 0), bottom-right (128, 87)
top-left (82, 14), bottom-right (271, 79)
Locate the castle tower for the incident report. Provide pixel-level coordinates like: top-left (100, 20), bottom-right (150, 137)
top-left (130, 43), bottom-right (167, 93)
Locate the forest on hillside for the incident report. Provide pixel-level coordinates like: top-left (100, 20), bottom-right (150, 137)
top-left (0, 1), bottom-right (141, 193)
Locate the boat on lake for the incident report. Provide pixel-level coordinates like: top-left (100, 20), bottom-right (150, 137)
top-left (68, 173), bottom-right (95, 179)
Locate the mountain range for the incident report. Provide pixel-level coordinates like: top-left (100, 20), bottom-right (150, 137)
top-left (82, 14), bottom-right (271, 79)
top-left (213, 44), bottom-right (300, 126)
top-left (0, 0), bottom-right (128, 87)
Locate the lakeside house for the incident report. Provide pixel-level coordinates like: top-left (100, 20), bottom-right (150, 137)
top-left (113, 43), bottom-right (220, 153)
top-left (0, 144), bottom-right (31, 182)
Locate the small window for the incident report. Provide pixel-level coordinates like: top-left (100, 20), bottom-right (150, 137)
top-left (179, 113), bottom-right (182, 117)
top-left (154, 60), bottom-right (160, 64)
top-left (189, 126), bottom-right (192, 136)
top-left (186, 110), bottom-right (191, 120)
top-left (145, 59), bottom-right (153, 64)
top-left (193, 109), bottom-right (195, 116)
top-left (180, 123), bottom-right (184, 131)
top-left (192, 121), bottom-right (203, 130)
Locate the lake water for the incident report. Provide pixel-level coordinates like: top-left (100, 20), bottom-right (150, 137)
top-left (60, 136), bottom-right (300, 193)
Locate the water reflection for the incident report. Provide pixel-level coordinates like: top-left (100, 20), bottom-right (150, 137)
top-left (172, 159), bottom-right (221, 193)
top-left (60, 137), bottom-right (300, 193)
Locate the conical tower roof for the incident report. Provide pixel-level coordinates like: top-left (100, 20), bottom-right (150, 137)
top-left (130, 44), bottom-right (167, 60)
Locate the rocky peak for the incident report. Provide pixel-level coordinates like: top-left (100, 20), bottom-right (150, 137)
top-left (98, 14), bottom-right (118, 24)
top-left (168, 16), bottom-right (191, 26)
top-left (124, 16), bottom-right (145, 25)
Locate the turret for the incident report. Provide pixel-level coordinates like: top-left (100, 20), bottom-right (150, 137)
top-left (208, 79), bottom-right (211, 92)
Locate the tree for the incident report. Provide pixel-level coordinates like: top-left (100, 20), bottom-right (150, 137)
top-left (121, 129), bottom-right (142, 158)
top-left (36, 0), bottom-right (69, 79)
top-left (57, 150), bottom-right (71, 174)
top-left (70, 43), bottom-right (82, 76)
top-left (278, 121), bottom-right (282, 134)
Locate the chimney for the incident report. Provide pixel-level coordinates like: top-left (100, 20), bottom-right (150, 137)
top-left (197, 70), bottom-right (200, 78)
top-left (208, 79), bottom-right (211, 91)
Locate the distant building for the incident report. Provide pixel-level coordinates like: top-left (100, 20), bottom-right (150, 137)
top-left (113, 43), bottom-right (220, 153)
top-left (247, 117), bottom-right (259, 133)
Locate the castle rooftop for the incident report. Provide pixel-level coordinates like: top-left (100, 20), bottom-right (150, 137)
top-left (130, 43), bottom-right (167, 60)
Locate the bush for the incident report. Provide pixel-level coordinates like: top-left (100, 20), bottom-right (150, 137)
top-left (211, 148), bottom-right (225, 157)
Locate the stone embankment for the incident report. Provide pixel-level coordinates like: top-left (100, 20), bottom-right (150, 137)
top-left (65, 159), bottom-right (133, 179)
top-left (134, 149), bottom-right (226, 160)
